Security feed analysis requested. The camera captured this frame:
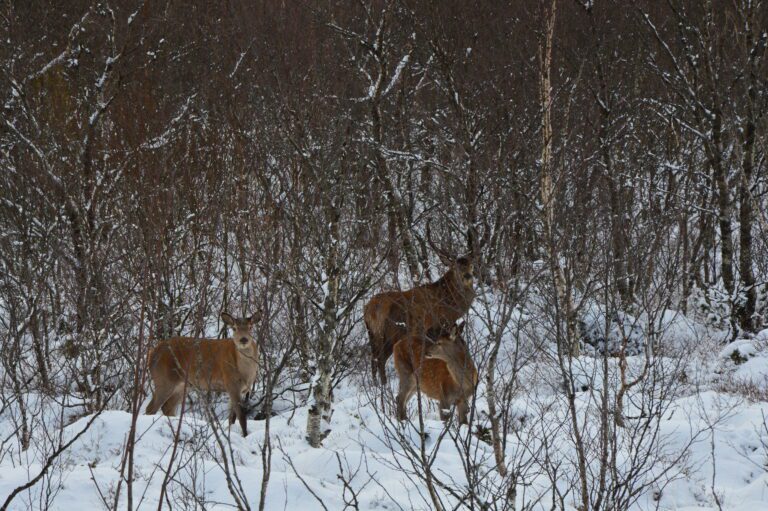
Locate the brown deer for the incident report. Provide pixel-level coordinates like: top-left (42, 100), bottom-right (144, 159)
top-left (393, 322), bottom-right (477, 424)
top-left (364, 255), bottom-right (476, 385)
top-left (145, 312), bottom-right (260, 436)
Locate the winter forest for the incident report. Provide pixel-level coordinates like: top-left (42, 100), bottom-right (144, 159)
top-left (1, 1), bottom-right (768, 510)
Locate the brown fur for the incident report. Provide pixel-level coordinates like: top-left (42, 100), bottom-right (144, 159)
top-left (364, 257), bottom-right (476, 384)
top-left (393, 322), bottom-right (477, 424)
top-left (145, 312), bottom-right (260, 436)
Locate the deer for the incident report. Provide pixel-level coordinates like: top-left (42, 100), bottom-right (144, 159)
top-left (393, 322), bottom-right (477, 425)
top-left (364, 220), bottom-right (483, 385)
top-left (145, 312), bottom-right (260, 436)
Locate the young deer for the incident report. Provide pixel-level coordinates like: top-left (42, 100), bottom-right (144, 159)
top-left (393, 322), bottom-right (478, 425)
top-left (145, 312), bottom-right (260, 436)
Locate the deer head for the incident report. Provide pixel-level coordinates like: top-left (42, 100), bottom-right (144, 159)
top-left (425, 322), bottom-right (467, 358)
top-left (425, 321), bottom-right (477, 393)
top-left (221, 312), bottom-right (260, 350)
top-left (453, 256), bottom-right (475, 288)
top-left (424, 218), bottom-right (488, 289)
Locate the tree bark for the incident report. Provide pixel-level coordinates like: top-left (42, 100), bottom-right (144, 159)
top-left (737, 121), bottom-right (756, 332)
top-left (736, 3), bottom-right (762, 333)
top-left (306, 200), bottom-right (340, 448)
top-left (709, 110), bottom-right (735, 312)
top-left (539, 0), bottom-right (578, 356)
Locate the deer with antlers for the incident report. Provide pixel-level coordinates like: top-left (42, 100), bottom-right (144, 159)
top-left (145, 312), bottom-right (260, 436)
top-left (364, 221), bottom-right (482, 384)
top-left (393, 322), bottom-right (477, 424)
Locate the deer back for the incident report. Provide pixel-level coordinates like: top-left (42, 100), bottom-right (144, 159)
top-left (148, 337), bottom-right (238, 390)
top-left (366, 270), bottom-right (473, 338)
top-left (364, 289), bottom-right (411, 336)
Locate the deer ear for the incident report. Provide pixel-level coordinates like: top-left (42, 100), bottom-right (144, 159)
top-left (246, 312), bottom-right (261, 325)
top-left (221, 312), bottom-right (235, 326)
top-left (425, 341), bottom-right (442, 359)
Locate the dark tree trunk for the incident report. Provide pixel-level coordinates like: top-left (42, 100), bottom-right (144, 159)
top-left (737, 119), bottom-right (756, 332)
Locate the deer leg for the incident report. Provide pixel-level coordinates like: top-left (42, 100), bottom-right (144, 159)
top-left (145, 382), bottom-right (176, 415)
top-left (228, 390), bottom-right (248, 425)
top-left (366, 323), bottom-right (381, 384)
top-left (227, 389), bottom-right (240, 425)
top-left (396, 374), bottom-right (416, 421)
top-left (228, 405), bottom-right (236, 425)
top-left (371, 355), bottom-right (379, 383)
top-left (439, 399), bottom-right (453, 422)
top-left (228, 388), bottom-right (248, 437)
top-left (237, 400), bottom-right (247, 437)
top-left (371, 344), bottom-right (387, 385)
top-left (377, 354), bottom-right (388, 386)
top-left (456, 400), bottom-right (469, 425)
top-left (161, 388), bottom-right (183, 417)
top-left (145, 394), bottom-right (161, 415)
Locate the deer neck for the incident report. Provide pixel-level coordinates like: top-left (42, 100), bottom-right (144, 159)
top-left (441, 270), bottom-right (475, 308)
top-left (436, 351), bottom-right (476, 394)
top-left (235, 341), bottom-right (259, 378)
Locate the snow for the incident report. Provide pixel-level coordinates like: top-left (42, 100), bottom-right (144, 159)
top-left (580, 303), bottom-right (645, 355)
top-left (719, 338), bottom-right (768, 390)
top-left (1, 305), bottom-right (767, 510)
top-left (383, 53), bottom-right (410, 97)
top-left (0, 396), bottom-right (492, 510)
top-left (654, 392), bottom-right (768, 511)
top-left (720, 339), bottom-right (758, 362)
top-left (3, 385), bottom-right (766, 509)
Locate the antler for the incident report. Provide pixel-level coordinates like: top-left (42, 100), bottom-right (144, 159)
top-left (466, 218), bottom-right (491, 256)
top-left (426, 218), bottom-right (453, 261)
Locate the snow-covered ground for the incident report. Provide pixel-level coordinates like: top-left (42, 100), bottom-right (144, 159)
top-left (1, 315), bottom-right (767, 510)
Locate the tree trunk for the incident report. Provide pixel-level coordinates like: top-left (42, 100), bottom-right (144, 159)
top-left (681, 212), bottom-right (690, 314)
top-left (539, 0), bottom-right (578, 356)
top-left (29, 307), bottom-right (51, 393)
top-left (306, 201), bottom-right (340, 448)
top-left (709, 112), bottom-right (736, 330)
top-left (737, 112), bottom-right (756, 332)
top-left (595, 45), bottom-right (632, 309)
top-left (485, 331), bottom-right (507, 477)
top-left (736, 6), bottom-right (761, 333)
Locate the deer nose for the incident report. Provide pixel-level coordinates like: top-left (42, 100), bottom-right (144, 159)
top-left (240, 337), bottom-right (249, 344)
top-left (463, 273), bottom-right (473, 280)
